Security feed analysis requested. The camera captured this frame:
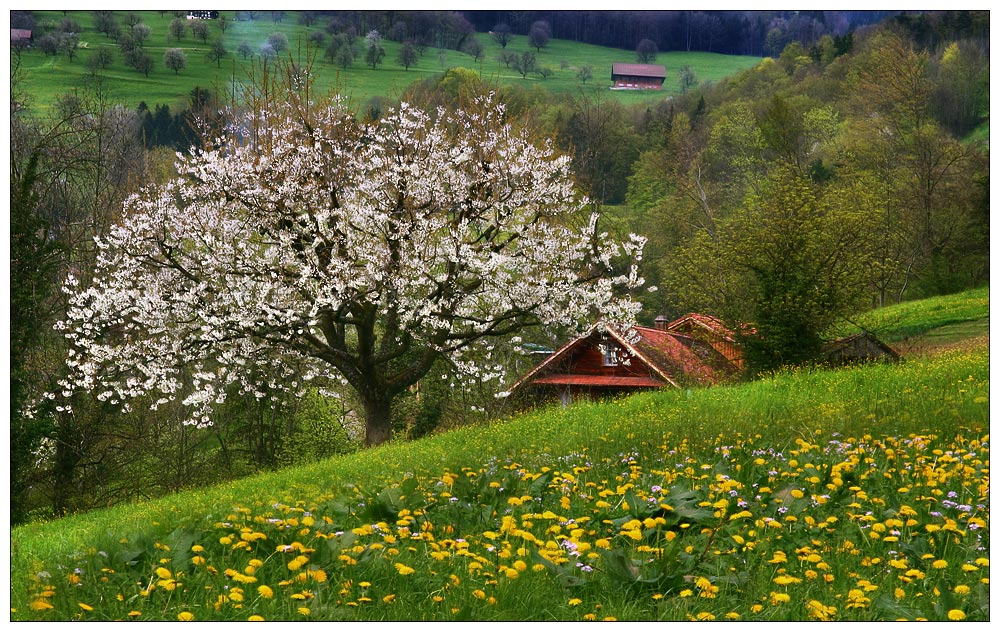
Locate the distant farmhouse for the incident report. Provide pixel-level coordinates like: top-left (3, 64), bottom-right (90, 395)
top-left (187, 11), bottom-right (219, 20)
top-left (611, 63), bottom-right (666, 90)
top-left (10, 28), bottom-right (33, 47)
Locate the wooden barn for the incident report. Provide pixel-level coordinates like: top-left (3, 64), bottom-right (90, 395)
top-left (611, 63), bottom-right (666, 90)
top-left (662, 313), bottom-right (745, 370)
top-left (822, 332), bottom-right (900, 365)
top-left (508, 323), bottom-right (738, 406)
top-left (10, 29), bottom-right (33, 47)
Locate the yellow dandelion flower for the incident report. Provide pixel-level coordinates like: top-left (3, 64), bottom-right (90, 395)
top-left (309, 569), bottom-right (328, 583)
top-left (257, 585), bottom-right (274, 599)
top-left (961, 563), bottom-right (979, 572)
top-left (568, 598), bottom-right (582, 606)
top-left (248, 615), bottom-right (265, 621)
top-left (751, 604), bottom-right (764, 614)
top-left (127, 610), bottom-right (142, 617)
top-left (383, 594), bottom-right (396, 604)
top-left (177, 611), bottom-right (195, 621)
top-left (583, 613), bottom-right (597, 621)
top-left (953, 585), bottom-right (971, 595)
top-left (806, 600), bottom-right (837, 621)
top-left (395, 563), bottom-right (415, 575)
top-left (30, 600), bottom-right (53, 611)
top-left (298, 607), bottom-right (311, 616)
top-left (725, 612), bottom-right (740, 620)
top-left (932, 559), bottom-right (948, 570)
top-left (947, 609), bottom-right (966, 621)
top-left (845, 589), bottom-right (870, 609)
top-left (472, 589), bottom-right (486, 600)
top-left (696, 612), bottom-right (716, 621)
top-left (769, 592), bottom-right (791, 606)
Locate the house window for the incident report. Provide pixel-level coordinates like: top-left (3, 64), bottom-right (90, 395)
top-left (602, 341), bottom-right (620, 366)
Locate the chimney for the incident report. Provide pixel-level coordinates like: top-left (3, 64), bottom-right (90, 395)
top-left (654, 314), bottom-right (669, 331)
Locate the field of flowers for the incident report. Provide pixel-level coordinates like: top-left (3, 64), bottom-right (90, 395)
top-left (11, 347), bottom-right (989, 621)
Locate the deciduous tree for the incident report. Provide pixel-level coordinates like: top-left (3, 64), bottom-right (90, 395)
top-left (670, 165), bottom-right (878, 373)
top-left (397, 39), bottom-right (418, 70)
top-left (164, 48), bottom-right (187, 74)
top-left (492, 22), bottom-right (512, 48)
top-left (636, 38), bottom-right (658, 63)
top-left (364, 29), bottom-right (385, 69)
top-left (49, 79), bottom-right (645, 448)
top-left (169, 17), bottom-right (186, 42)
top-left (529, 20), bottom-right (551, 51)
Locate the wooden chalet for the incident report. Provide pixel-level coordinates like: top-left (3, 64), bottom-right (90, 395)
top-left (611, 63), bottom-right (666, 90)
top-left (822, 332), bottom-right (900, 365)
top-left (509, 322), bottom-right (737, 406)
top-left (663, 313), bottom-right (744, 370)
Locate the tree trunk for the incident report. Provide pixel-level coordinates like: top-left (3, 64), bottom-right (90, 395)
top-left (52, 412), bottom-right (82, 517)
top-left (362, 394), bottom-right (393, 447)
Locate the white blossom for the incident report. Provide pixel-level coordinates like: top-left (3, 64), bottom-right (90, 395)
top-left (48, 93), bottom-right (644, 442)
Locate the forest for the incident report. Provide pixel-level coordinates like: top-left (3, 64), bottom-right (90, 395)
top-left (9, 9), bottom-right (989, 525)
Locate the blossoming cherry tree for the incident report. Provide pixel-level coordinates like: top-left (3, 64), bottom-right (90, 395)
top-left (54, 93), bottom-right (645, 446)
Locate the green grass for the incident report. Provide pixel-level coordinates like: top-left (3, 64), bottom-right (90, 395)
top-left (964, 121), bottom-right (989, 146)
top-left (17, 10), bottom-right (761, 115)
top-left (11, 340), bottom-right (989, 621)
top-left (839, 286), bottom-right (989, 343)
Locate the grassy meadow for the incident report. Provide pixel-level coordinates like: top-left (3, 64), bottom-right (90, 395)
top-left (16, 10), bottom-right (761, 115)
top-left (10, 292), bottom-right (990, 621)
top-left (840, 286), bottom-right (990, 349)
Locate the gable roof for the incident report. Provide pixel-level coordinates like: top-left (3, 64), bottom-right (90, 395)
top-left (508, 322), bottom-right (735, 395)
top-left (665, 312), bottom-right (737, 342)
top-left (822, 332), bottom-right (900, 363)
top-left (611, 63), bottom-right (666, 79)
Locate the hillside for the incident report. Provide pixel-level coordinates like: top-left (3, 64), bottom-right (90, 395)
top-left (11, 288), bottom-right (989, 621)
top-left (840, 286), bottom-right (989, 356)
top-left (15, 10), bottom-right (761, 114)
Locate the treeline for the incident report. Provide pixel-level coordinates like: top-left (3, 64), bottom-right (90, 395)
top-left (291, 10), bottom-right (989, 57)
top-left (10, 14), bottom-right (989, 524)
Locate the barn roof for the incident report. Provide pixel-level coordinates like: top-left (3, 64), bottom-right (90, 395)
top-left (822, 332), bottom-right (900, 362)
top-left (665, 313), bottom-right (737, 341)
top-left (611, 63), bottom-right (666, 79)
top-left (11, 29), bottom-right (32, 40)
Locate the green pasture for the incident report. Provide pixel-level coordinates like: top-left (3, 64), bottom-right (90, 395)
top-left (11, 336), bottom-right (989, 621)
top-left (839, 286), bottom-right (989, 343)
top-left (17, 10), bottom-right (761, 114)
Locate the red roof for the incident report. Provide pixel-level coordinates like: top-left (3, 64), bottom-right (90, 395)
top-left (611, 63), bottom-right (666, 79)
top-left (665, 313), bottom-right (736, 342)
top-left (509, 321), bottom-right (737, 396)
